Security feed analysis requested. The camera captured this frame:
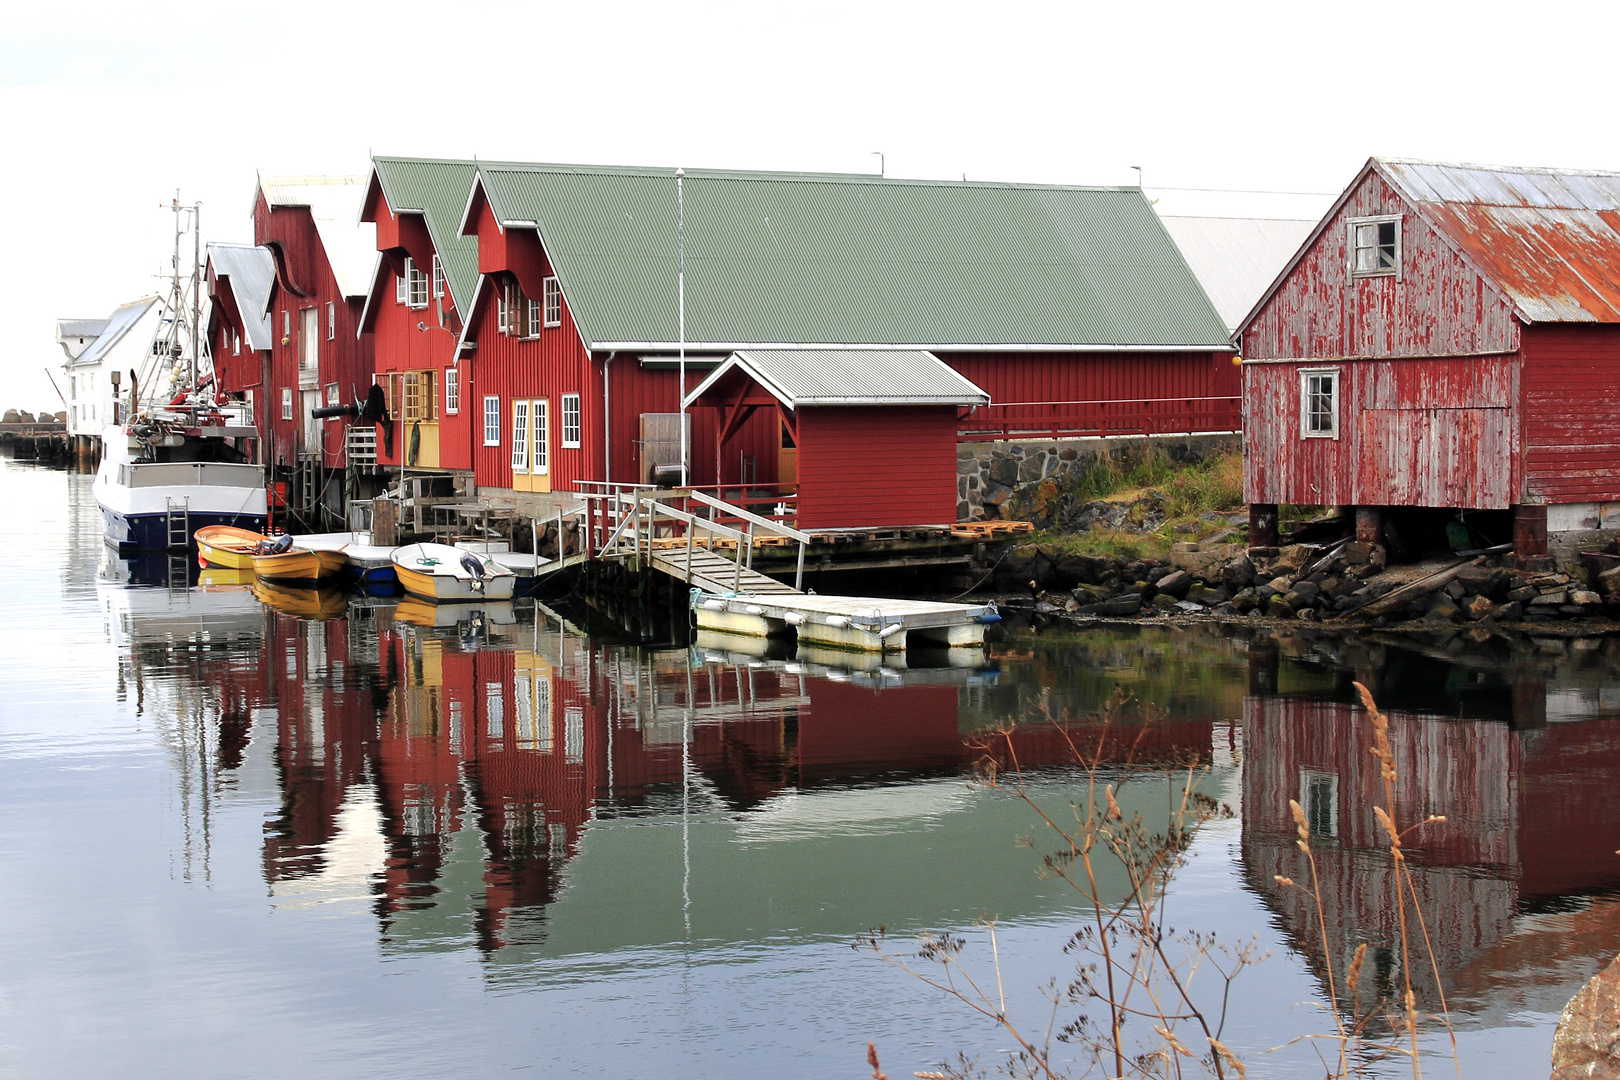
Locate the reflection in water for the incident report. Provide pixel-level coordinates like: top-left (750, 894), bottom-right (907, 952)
top-left (16, 456), bottom-right (1620, 1078)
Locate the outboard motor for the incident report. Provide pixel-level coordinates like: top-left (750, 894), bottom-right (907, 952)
top-left (460, 552), bottom-right (488, 592)
top-left (256, 533), bottom-right (294, 556)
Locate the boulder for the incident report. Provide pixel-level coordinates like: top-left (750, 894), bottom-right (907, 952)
top-left (1599, 565), bottom-right (1620, 603)
top-left (1428, 594), bottom-right (1461, 621)
top-left (1151, 593), bottom-right (1179, 612)
top-left (1267, 594), bottom-right (1294, 618)
top-left (1551, 952), bottom-right (1620, 1080)
top-left (1232, 588), bottom-right (1258, 614)
top-left (1443, 579), bottom-right (1467, 600)
top-left (1572, 589), bottom-right (1604, 606)
top-left (1291, 580), bottom-right (1322, 603)
top-left (1465, 595), bottom-right (1497, 621)
top-left (1054, 552), bottom-right (1118, 588)
top-left (1531, 589), bottom-right (1569, 607)
top-left (1508, 584), bottom-right (1539, 604)
top-left (1097, 594), bottom-right (1143, 616)
top-left (1155, 570), bottom-right (1194, 599)
top-left (1219, 555), bottom-right (1256, 591)
top-left (1172, 600), bottom-right (1205, 615)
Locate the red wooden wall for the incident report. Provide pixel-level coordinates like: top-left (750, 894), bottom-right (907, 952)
top-left (253, 194), bottom-right (374, 468)
top-left (1240, 169), bottom-right (1520, 362)
top-left (1243, 355), bottom-right (1520, 509)
top-left (1520, 324), bottom-right (1620, 504)
top-left (795, 406), bottom-right (960, 528)
top-left (942, 349), bottom-right (1236, 408)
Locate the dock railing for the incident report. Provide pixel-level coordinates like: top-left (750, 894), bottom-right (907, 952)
top-left (581, 486), bottom-right (813, 592)
top-left (958, 396), bottom-right (1241, 441)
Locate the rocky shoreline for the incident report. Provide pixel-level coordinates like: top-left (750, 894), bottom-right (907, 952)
top-left (990, 536), bottom-right (1620, 634)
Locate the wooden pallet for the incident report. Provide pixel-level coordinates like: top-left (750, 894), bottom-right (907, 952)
top-left (950, 520), bottom-right (1035, 539)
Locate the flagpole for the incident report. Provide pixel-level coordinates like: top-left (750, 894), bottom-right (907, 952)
top-left (676, 167), bottom-right (687, 487)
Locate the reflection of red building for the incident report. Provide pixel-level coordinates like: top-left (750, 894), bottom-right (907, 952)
top-left (1243, 692), bottom-right (1620, 1008)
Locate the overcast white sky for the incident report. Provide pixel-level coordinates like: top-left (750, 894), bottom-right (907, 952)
top-left (7, 0), bottom-right (1619, 411)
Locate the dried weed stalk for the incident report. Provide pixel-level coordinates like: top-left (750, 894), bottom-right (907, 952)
top-left (862, 683), bottom-right (1460, 1080)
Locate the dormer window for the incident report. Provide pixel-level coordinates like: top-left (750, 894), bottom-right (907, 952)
top-left (543, 276), bottom-right (561, 327)
top-left (403, 258), bottom-right (429, 308)
top-left (1348, 216), bottom-right (1400, 279)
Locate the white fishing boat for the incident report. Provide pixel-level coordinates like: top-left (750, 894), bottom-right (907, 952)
top-left (96, 197), bottom-right (266, 552)
top-left (297, 531), bottom-right (397, 587)
top-left (391, 542), bottom-right (516, 602)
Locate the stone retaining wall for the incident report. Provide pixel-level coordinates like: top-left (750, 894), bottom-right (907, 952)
top-left (955, 433), bottom-right (1242, 521)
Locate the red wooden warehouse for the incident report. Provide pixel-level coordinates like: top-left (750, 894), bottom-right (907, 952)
top-left (1240, 158), bottom-right (1620, 559)
top-left (439, 159), bottom-right (1233, 528)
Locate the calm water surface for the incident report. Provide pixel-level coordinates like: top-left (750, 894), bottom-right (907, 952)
top-left (3, 458), bottom-right (1619, 1078)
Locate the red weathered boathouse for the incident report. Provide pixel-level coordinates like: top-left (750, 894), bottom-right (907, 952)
top-left (1240, 158), bottom-right (1620, 559)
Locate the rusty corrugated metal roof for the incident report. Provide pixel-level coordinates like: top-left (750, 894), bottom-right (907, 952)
top-left (1381, 158), bottom-right (1620, 323)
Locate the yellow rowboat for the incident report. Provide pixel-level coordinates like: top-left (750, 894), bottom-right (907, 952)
top-left (393, 595), bottom-right (517, 628)
top-left (251, 545), bottom-right (349, 583)
top-left (252, 579), bottom-right (349, 621)
top-left (194, 525), bottom-right (267, 570)
top-left (391, 542), bottom-right (517, 602)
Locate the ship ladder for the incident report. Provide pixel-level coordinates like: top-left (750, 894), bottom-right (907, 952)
top-left (165, 497), bottom-right (190, 550)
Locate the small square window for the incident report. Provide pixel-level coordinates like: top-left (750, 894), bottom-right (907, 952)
top-left (325, 383), bottom-right (340, 407)
top-left (1300, 369), bottom-right (1339, 439)
top-left (483, 396), bottom-right (500, 446)
top-left (525, 298), bottom-right (542, 339)
top-left (1349, 216), bottom-right (1400, 279)
top-left (444, 368), bottom-right (459, 415)
top-left (543, 276), bottom-right (561, 327)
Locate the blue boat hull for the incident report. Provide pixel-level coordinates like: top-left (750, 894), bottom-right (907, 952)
top-left (103, 506), bottom-right (267, 553)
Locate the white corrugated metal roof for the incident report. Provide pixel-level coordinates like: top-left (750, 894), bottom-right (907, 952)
top-left (1159, 216), bottom-right (1315, 332)
top-left (206, 243), bottom-right (276, 351)
top-left (257, 174), bottom-right (378, 300)
top-left (55, 318), bottom-right (108, 360)
top-left (75, 297), bottom-right (160, 367)
top-left (684, 349), bottom-right (989, 408)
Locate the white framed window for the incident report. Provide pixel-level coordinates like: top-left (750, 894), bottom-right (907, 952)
top-left (1300, 368), bottom-right (1339, 439)
top-left (543, 276), bottom-right (561, 326)
top-left (1348, 215), bottom-right (1400, 279)
top-left (525, 297), bottom-right (542, 339)
top-left (531, 398), bottom-right (549, 475)
top-left (401, 370), bottom-right (435, 422)
top-left (444, 367), bottom-right (459, 414)
top-left (431, 254), bottom-right (445, 299)
top-left (326, 301), bottom-right (336, 340)
top-left (405, 258), bottom-right (429, 308)
top-left (281, 386), bottom-right (293, 420)
top-left (396, 266), bottom-right (407, 304)
top-left (511, 400), bottom-right (530, 470)
top-left (325, 383), bottom-right (339, 406)
top-left (561, 393), bottom-right (581, 448)
top-left (232, 329), bottom-right (240, 355)
top-left (497, 288), bottom-right (509, 333)
top-left (483, 395), bottom-right (500, 446)
top-left (282, 309), bottom-right (290, 338)
top-left (1300, 769), bottom-right (1339, 838)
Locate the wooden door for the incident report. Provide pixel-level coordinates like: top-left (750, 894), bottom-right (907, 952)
top-left (530, 398), bottom-right (550, 493)
top-left (639, 412), bottom-right (690, 485)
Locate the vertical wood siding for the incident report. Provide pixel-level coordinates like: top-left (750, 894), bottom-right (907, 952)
top-left (367, 251), bottom-right (464, 469)
top-left (1241, 172), bottom-right (1519, 361)
top-left (254, 195), bottom-right (374, 468)
top-left (794, 406), bottom-right (959, 528)
top-left (941, 350), bottom-right (1237, 413)
top-left (1520, 324), bottom-right (1620, 502)
top-left (1243, 356), bottom-right (1519, 508)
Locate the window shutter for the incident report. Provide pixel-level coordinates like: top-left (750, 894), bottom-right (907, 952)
top-left (399, 259), bottom-right (411, 303)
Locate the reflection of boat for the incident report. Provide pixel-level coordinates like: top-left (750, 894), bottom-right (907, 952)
top-left (394, 596), bottom-right (517, 628)
top-left (251, 544), bottom-right (347, 583)
top-left (198, 565), bottom-right (254, 587)
top-left (252, 578), bottom-right (349, 620)
top-left (195, 525), bottom-right (265, 569)
top-left (392, 543), bottom-right (516, 602)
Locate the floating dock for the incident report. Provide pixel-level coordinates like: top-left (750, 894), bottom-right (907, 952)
top-left (691, 590), bottom-right (997, 652)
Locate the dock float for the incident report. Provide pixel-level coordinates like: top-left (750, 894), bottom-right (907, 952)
top-left (691, 590), bottom-right (997, 652)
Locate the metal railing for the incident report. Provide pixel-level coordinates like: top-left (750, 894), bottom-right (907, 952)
top-left (958, 396), bottom-right (1241, 441)
top-left (581, 486), bottom-right (812, 592)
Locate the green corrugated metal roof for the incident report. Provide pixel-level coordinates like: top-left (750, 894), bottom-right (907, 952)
top-left (475, 163), bottom-right (1230, 350)
top-left (371, 156), bottom-right (481, 316)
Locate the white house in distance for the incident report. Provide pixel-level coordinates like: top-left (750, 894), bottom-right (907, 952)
top-left (57, 296), bottom-right (161, 459)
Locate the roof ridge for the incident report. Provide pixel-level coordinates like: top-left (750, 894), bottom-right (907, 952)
top-left (1377, 155), bottom-right (1620, 180)
top-left (478, 158), bottom-right (1142, 192)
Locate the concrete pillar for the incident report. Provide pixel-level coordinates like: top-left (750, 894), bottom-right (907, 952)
top-left (1248, 503), bottom-right (1279, 549)
top-left (1512, 503), bottom-right (1548, 558)
top-left (1355, 506), bottom-right (1384, 545)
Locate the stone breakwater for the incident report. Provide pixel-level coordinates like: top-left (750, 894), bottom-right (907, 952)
top-left (995, 540), bottom-right (1619, 627)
